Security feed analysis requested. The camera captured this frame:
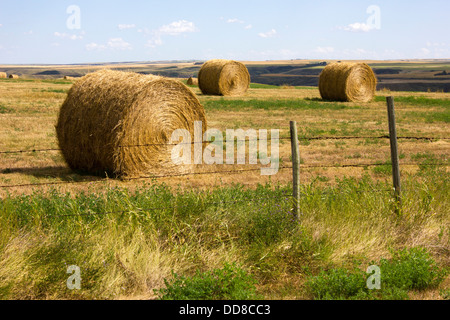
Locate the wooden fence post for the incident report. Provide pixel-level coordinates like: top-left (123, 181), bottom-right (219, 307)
top-left (386, 96), bottom-right (402, 215)
top-left (290, 121), bottom-right (301, 220)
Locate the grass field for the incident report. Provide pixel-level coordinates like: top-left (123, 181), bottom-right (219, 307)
top-left (0, 75), bottom-right (449, 300)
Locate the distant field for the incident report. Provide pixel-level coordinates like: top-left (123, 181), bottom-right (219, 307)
top-left (0, 74), bottom-right (449, 300)
top-left (1, 59), bottom-right (450, 92)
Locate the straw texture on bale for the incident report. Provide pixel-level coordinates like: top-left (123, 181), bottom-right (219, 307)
top-left (8, 74), bottom-right (19, 79)
top-left (198, 59), bottom-right (250, 96)
top-left (318, 62), bottom-right (377, 102)
top-left (0, 72), bottom-right (6, 79)
top-left (56, 69), bottom-right (207, 177)
top-left (187, 77), bottom-right (198, 86)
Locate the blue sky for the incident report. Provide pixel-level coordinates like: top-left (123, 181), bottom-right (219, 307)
top-left (0, 0), bottom-right (449, 64)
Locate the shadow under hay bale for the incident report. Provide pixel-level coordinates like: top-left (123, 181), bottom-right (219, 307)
top-left (318, 62), bottom-right (377, 102)
top-left (56, 69), bottom-right (207, 178)
top-left (198, 59), bottom-right (250, 96)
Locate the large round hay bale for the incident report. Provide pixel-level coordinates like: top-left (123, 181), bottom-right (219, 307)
top-left (56, 69), bottom-right (207, 177)
top-left (198, 59), bottom-right (250, 96)
top-left (0, 72), bottom-right (7, 79)
top-left (8, 74), bottom-right (19, 79)
top-left (186, 77), bottom-right (198, 86)
top-left (318, 62), bottom-right (377, 102)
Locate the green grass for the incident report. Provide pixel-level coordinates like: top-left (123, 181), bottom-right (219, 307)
top-left (0, 104), bottom-right (14, 114)
top-left (375, 95), bottom-right (450, 108)
top-left (0, 78), bottom-right (73, 85)
top-left (306, 247), bottom-right (448, 300)
top-left (249, 83), bottom-right (316, 90)
top-left (406, 111), bottom-right (450, 123)
top-left (39, 88), bottom-right (69, 94)
top-left (0, 166), bottom-right (448, 299)
top-left (203, 98), bottom-right (357, 111)
top-left (372, 161), bottom-right (392, 176)
top-left (250, 83), bottom-right (280, 89)
top-left (154, 263), bottom-right (260, 300)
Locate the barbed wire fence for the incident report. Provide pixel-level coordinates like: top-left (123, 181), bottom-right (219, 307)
top-left (0, 97), bottom-right (449, 218)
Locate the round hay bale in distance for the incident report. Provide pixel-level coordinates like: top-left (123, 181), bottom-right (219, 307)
top-left (56, 69), bottom-right (207, 177)
top-left (198, 59), bottom-right (250, 96)
top-left (318, 62), bottom-right (377, 102)
top-left (8, 74), bottom-right (19, 79)
top-left (0, 72), bottom-right (7, 79)
top-left (187, 77), bottom-right (198, 86)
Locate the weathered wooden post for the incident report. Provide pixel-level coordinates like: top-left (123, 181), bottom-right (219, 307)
top-left (290, 121), bottom-right (301, 220)
top-left (386, 96), bottom-right (402, 215)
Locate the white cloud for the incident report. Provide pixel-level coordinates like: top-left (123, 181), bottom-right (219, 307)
top-left (86, 38), bottom-right (132, 51)
top-left (227, 18), bottom-right (244, 24)
top-left (225, 18), bottom-right (253, 30)
top-left (142, 20), bottom-right (197, 47)
top-left (421, 48), bottom-right (431, 55)
top-left (340, 22), bottom-right (374, 32)
top-left (54, 31), bottom-right (84, 40)
top-left (146, 35), bottom-right (163, 48)
top-left (314, 46), bottom-right (335, 54)
top-left (419, 42), bottom-right (450, 58)
top-left (258, 29), bottom-right (277, 38)
top-left (107, 37), bottom-right (132, 50)
top-left (86, 42), bottom-right (106, 51)
top-left (24, 30), bottom-right (33, 35)
top-left (426, 41), bottom-right (449, 48)
top-left (118, 24), bottom-right (136, 30)
top-left (86, 38), bottom-right (131, 51)
top-left (158, 20), bottom-right (197, 36)
top-left (353, 48), bottom-right (368, 55)
top-left (0, 24), bottom-right (3, 27)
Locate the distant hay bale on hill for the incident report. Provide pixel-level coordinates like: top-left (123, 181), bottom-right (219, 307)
top-left (0, 72), bottom-right (6, 79)
top-left (56, 69), bottom-right (207, 177)
top-left (64, 76), bottom-right (75, 80)
top-left (8, 74), bottom-right (19, 79)
top-left (198, 59), bottom-right (250, 96)
top-left (318, 62), bottom-right (377, 102)
top-left (187, 77), bottom-right (198, 86)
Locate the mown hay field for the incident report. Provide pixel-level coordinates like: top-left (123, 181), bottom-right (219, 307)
top-left (0, 76), bottom-right (449, 300)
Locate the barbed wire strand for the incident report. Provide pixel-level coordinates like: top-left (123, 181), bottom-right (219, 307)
top-left (1, 135), bottom-right (449, 154)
